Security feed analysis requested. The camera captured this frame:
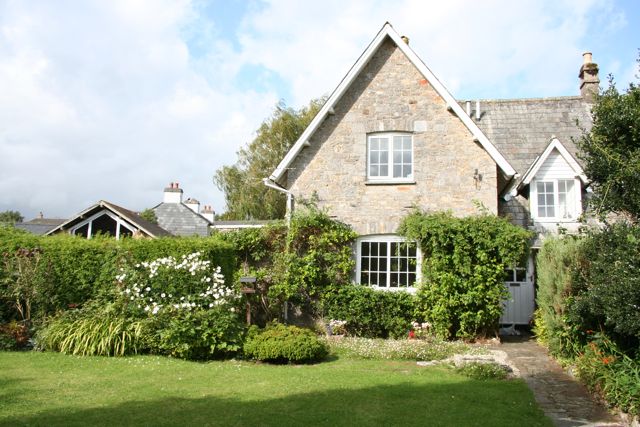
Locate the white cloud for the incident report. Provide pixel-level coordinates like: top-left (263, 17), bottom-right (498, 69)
top-left (0, 0), bottom-right (632, 221)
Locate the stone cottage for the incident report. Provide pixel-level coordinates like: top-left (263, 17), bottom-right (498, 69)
top-left (266, 23), bottom-right (597, 325)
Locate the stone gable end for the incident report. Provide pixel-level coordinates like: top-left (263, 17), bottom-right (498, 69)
top-left (286, 37), bottom-right (498, 235)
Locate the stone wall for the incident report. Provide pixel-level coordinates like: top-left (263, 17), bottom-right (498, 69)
top-left (285, 37), bottom-right (498, 235)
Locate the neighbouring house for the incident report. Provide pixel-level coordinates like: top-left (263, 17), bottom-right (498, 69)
top-left (152, 182), bottom-right (214, 237)
top-left (15, 213), bottom-right (66, 235)
top-left (46, 200), bottom-right (171, 239)
top-left (265, 22), bottom-right (597, 325)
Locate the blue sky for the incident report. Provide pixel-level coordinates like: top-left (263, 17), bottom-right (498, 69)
top-left (0, 0), bottom-right (638, 220)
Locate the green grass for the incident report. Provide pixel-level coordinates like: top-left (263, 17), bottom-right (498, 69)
top-left (0, 351), bottom-right (551, 427)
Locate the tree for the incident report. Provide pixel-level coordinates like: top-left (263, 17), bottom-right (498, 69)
top-left (577, 58), bottom-right (640, 219)
top-left (214, 99), bottom-right (324, 220)
top-left (0, 210), bottom-right (23, 226)
top-left (139, 208), bottom-right (158, 225)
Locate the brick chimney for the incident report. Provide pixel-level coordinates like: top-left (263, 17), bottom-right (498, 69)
top-left (579, 52), bottom-right (599, 102)
top-left (201, 205), bottom-right (215, 223)
top-left (185, 197), bottom-right (200, 214)
top-left (163, 182), bottom-right (183, 204)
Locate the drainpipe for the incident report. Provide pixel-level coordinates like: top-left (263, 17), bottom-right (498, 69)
top-left (262, 177), bottom-right (294, 322)
top-left (262, 178), bottom-right (294, 226)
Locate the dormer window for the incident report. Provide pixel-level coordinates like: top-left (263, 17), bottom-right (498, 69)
top-left (367, 133), bottom-right (413, 182)
top-left (532, 178), bottom-right (580, 221)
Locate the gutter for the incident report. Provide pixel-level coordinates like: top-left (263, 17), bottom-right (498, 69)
top-left (262, 178), bottom-right (293, 226)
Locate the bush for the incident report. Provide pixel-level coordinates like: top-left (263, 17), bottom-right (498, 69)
top-left (570, 223), bottom-right (640, 353)
top-left (535, 236), bottom-right (585, 358)
top-left (399, 211), bottom-right (532, 339)
top-left (147, 307), bottom-right (244, 360)
top-left (243, 323), bottom-right (328, 363)
top-left (321, 285), bottom-right (418, 338)
top-left (0, 321), bottom-right (30, 350)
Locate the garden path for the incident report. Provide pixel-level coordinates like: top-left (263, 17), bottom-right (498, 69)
top-left (492, 335), bottom-right (624, 427)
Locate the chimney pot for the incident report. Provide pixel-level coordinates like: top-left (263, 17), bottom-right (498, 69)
top-left (583, 52), bottom-right (593, 64)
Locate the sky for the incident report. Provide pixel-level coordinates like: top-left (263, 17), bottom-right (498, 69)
top-left (0, 0), bottom-right (638, 220)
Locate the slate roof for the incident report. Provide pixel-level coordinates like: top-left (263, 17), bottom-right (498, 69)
top-left (471, 96), bottom-right (593, 177)
top-left (46, 200), bottom-right (172, 238)
top-left (153, 202), bottom-right (211, 237)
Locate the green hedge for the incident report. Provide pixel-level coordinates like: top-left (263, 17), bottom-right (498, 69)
top-left (321, 285), bottom-right (418, 338)
top-left (0, 227), bottom-right (236, 323)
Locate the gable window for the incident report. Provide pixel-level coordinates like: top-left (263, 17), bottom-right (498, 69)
top-left (532, 179), bottom-right (579, 220)
top-left (367, 133), bottom-right (413, 181)
top-left (356, 236), bottom-right (419, 289)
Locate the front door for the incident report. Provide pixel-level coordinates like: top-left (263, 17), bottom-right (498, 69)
top-left (500, 256), bottom-right (535, 325)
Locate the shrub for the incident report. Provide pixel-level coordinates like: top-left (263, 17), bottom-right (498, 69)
top-left (535, 235), bottom-right (585, 358)
top-left (243, 323), bottom-right (328, 363)
top-left (569, 223), bottom-right (640, 353)
top-left (0, 321), bottom-right (30, 350)
top-left (399, 211), bottom-right (532, 339)
top-left (321, 285), bottom-right (418, 338)
top-left (147, 307), bottom-right (244, 360)
top-left (455, 362), bottom-right (509, 380)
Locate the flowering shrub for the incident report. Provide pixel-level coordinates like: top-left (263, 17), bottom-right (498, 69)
top-left (328, 319), bottom-right (347, 335)
top-left (115, 252), bottom-right (239, 316)
top-left (38, 252), bottom-right (244, 360)
top-left (410, 321), bottom-right (433, 339)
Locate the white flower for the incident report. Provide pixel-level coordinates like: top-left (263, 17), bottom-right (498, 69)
top-left (230, 307), bottom-right (235, 313)
top-left (124, 288), bottom-right (131, 294)
top-left (152, 306), bottom-right (160, 315)
top-left (180, 296), bottom-right (185, 301)
top-left (145, 287), bottom-right (151, 292)
top-left (161, 293), bottom-right (166, 298)
top-left (130, 296), bottom-right (134, 301)
top-left (144, 306), bottom-right (150, 312)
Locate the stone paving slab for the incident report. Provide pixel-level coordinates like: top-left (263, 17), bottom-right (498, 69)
top-left (493, 336), bottom-right (624, 427)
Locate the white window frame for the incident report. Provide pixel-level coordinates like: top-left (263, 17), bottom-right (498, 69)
top-left (355, 235), bottom-right (420, 292)
top-left (530, 178), bottom-right (582, 222)
top-left (366, 132), bottom-right (414, 183)
top-left (70, 210), bottom-right (136, 240)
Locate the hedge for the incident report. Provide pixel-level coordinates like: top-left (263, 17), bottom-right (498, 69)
top-left (0, 226), bottom-right (236, 323)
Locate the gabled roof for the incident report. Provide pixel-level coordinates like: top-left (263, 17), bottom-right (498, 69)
top-left (152, 202), bottom-right (211, 237)
top-left (472, 96), bottom-right (592, 176)
top-left (46, 200), bottom-right (172, 238)
top-left (15, 217), bottom-right (66, 235)
top-left (270, 22), bottom-right (516, 183)
top-left (504, 137), bottom-right (588, 198)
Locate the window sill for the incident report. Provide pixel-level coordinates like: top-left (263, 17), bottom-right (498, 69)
top-left (365, 180), bottom-right (416, 186)
top-left (533, 218), bottom-right (580, 223)
top-left (370, 286), bottom-right (417, 294)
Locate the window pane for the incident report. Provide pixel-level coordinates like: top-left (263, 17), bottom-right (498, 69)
top-left (379, 257), bottom-right (387, 272)
top-left (379, 165), bottom-right (388, 176)
top-left (403, 151), bottom-right (411, 164)
top-left (378, 273), bottom-right (387, 287)
top-left (393, 165), bottom-right (401, 177)
top-left (362, 242), bottom-right (370, 256)
top-left (361, 272), bottom-right (369, 285)
top-left (370, 165), bottom-right (379, 177)
top-left (380, 139), bottom-right (388, 151)
top-left (380, 151), bottom-right (388, 164)
top-left (394, 151), bottom-right (402, 163)
top-left (379, 243), bottom-right (387, 256)
top-left (370, 139), bottom-right (379, 150)
top-left (370, 151), bottom-right (379, 164)
top-left (515, 269), bottom-right (527, 282)
top-left (404, 165), bottom-right (412, 178)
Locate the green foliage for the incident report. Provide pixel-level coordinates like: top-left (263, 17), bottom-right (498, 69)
top-left (569, 223), bottom-right (640, 352)
top-left (321, 284), bottom-right (418, 338)
top-left (0, 226), bottom-right (236, 323)
top-left (139, 208), bottom-right (158, 224)
top-left (221, 207), bottom-right (356, 321)
top-left (36, 303), bottom-right (147, 356)
top-left (272, 206), bottom-right (357, 305)
top-left (147, 307), bottom-right (244, 360)
top-left (243, 323), bottom-right (328, 363)
top-left (327, 336), bottom-right (468, 361)
top-left (577, 68), bottom-right (640, 219)
top-left (575, 334), bottom-right (640, 415)
top-left (455, 362), bottom-right (508, 380)
top-left (0, 210), bottom-right (23, 226)
top-left (534, 236), bottom-right (585, 358)
top-left (399, 211), bottom-right (532, 339)
top-left (0, 321), bottom-right (30, 350)
top-left (214, 98), bottom-right (324, 220)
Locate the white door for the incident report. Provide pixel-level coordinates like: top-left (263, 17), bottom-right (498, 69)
top-left (500, 257), bottom-right (535, 325)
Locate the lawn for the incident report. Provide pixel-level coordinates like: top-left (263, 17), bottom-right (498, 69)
top-left (0, 351), bottom-right (551, 427)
